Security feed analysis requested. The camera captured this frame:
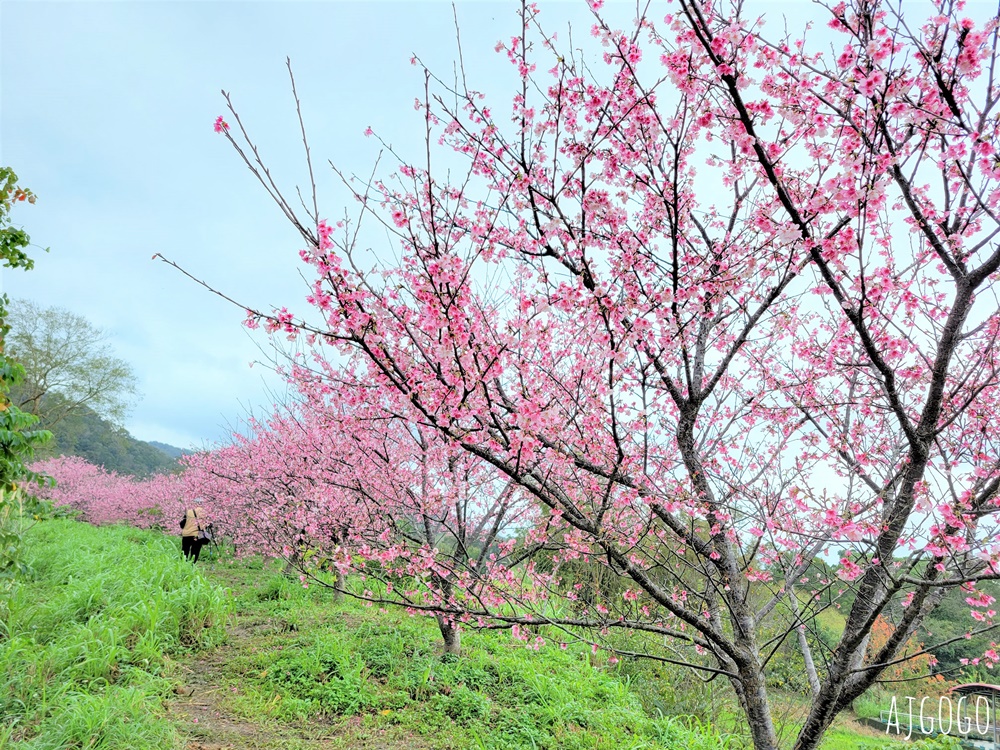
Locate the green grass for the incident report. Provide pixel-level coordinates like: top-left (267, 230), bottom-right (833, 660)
top-left (4, 521), bottom-right (910, 750)
top-left (1, 521), bottom-right (732, 749)
top-left (0, 519), bottom-right (228, 749)
top-left (205, 562), bottom-right (734, 749)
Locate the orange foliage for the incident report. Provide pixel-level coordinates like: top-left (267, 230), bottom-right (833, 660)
top-left (867, 615), bottom-right (949, 691)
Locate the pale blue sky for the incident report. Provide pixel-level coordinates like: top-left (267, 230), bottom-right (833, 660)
top-left (1, 0), bottom-right (545, 448)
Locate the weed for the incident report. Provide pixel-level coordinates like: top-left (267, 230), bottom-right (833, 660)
top-left (0, 519), bottom-right (227, 746)
top-left (208, 557), bottom-right (736, 749)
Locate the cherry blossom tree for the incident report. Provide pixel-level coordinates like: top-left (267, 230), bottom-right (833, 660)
top-left (307, 368), bottom-right (540, 655)
top-left (167, 1), bottom-right (1000, 747)
top-left (180, 415), bottom-right (333, 563)
top-left (183, 366), bottom-right (536, 653)
top-left (32, 455), bottom-right (184, 528)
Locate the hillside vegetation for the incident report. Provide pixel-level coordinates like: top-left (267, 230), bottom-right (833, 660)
top-left (33, 396), bottom-right (182, 476)
top-left (0, 520), bottom-right (226, 748)
top-left (3, 521), bottom-right (729, 749)
top-left (5, 520), bottom-right (969, 750)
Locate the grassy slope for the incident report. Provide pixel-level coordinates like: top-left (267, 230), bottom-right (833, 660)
top-left (0, 519), bottom-right (227, 749)
top-left (172, 554), bottom-right (917, 750)
top-left (3, 520), bottom-right (948, 750)
top-left (3, 521), bottom-right (727, 749)
top-left (179, 555), bottom-right (730, 750)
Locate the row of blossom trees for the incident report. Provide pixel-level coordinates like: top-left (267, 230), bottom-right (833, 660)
top-left (181, 366), bottom-right (537, 654)
top-left (32, 455), bottom-right (184, 529)
top-left (155, 1), bottom-right (1000, 748)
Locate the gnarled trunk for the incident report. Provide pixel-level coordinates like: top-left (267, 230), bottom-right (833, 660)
top-left (732, 655), bottom-right (779, 750)
top-left (333, 569), bottom-right (345, 603)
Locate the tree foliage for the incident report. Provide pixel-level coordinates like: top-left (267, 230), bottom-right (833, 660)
top-left (7, 298), bottom-right (138, 429)
top-left (182, 369), bottom-right (533, 653)
top-left (0, 167), bottom-right (52, 580)
top-left (0, 169), bottom-right (50, 491)
top-left (36, 396), bottom-right (180, 477)
top-left (32, 455), bottom-right (182, 529)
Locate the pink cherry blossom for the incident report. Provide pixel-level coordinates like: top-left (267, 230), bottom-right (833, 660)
top-left (166, 3), bottom-right (1000, 749)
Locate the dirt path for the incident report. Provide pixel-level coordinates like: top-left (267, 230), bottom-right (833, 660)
top-left (164, 564), bottom-right (429, 750)
top-left (166, 567), bottom-right (291, 750)
top-left (164, 561), bottom-right (323, 749)
top-left (168, 643), bottom-right (278, 750)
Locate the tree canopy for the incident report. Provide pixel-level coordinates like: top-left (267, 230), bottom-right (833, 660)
top-left (7, 299), bottom-right (138, 429)
top-left (0, 168), bottom-right (50, 492)
top-left (36, 397), bottom-right (180, 477)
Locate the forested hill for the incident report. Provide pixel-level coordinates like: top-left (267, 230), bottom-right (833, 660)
top-left (146, 441), bottom-right (189, 460)
top-left (37, 402), bottom-right (187, 477)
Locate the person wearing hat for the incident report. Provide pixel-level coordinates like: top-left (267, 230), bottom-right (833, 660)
top-left (179, 505), bottom-right (210, 562)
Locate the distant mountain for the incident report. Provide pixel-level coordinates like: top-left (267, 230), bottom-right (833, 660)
top-left (31, 396), bottom-right (181, 477)
top-left (147, 441), bottom-right (190, 460)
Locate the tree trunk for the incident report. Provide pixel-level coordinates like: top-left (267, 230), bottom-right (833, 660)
top-left (792, 636), bottom-right (870, 750)
top-left (733, 659), bottom-right (780, 750)
top-left (334, 569), bottom-right (345, 603)
top-left (796, 625), bottom-right (822, 699)
top-left (437, 615), bottom-right (461, 655)
top-left (429, 571), bottom-right (461, 654)
top-left (788, 589), bottom-right (821, 698)
top-left (283, 528), bottom-right (306, 577)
